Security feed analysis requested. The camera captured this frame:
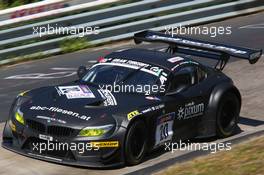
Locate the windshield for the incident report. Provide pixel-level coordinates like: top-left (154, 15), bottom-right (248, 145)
top-left (82, 64), bottom-right (160, 85)
top-left (82, 64), bottom-right (164, 94)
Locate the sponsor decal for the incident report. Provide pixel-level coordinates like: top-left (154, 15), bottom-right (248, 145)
top-left (141, 104), bottom-right (165, 114)
top-left (94, 59), bottom-right (169, 85)
top-left (155, 113), bottom-right (175, 146)
top-left (145, 96), bottom-right (161, 101)
top-left (57, 85), bottom-right (95, 99)
top-left (147, 35), bottom-right (247, 54)
top-left (39, 134), bottom-right (53, 141)
top-left (30, 106), bottom-right (91, 121)
top-left (111, 58), bottom-right (150, 68)
top-left (98, 89), bottom-right (117, 106)
top-left (141, 108), bottom-right (152, 114)
top-left (150, 66), bottom-right (163, 76)
top-left (127, 110), bottom-right (140, 120)
top-left (36, 116), bottom-right (66, 124)
top-left (160, 72), bottom-right (168, 85)
top-left (177, 102), bottom-right (204, 120)
top-left (167, 56), bottom-right (184, 63)
top-left (90, 141), bottom-right (119, 148)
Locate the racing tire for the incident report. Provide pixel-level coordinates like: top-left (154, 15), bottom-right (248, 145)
top-left (124, 120), bottom-right (147, 165)
top-left (216, 92), bottom-right (240, 138)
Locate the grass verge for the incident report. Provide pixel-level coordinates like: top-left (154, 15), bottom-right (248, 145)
top-left (0, 0), bottom-right (40, 9)
top-left (157, 135), bottom-right (264, 175)
top-left (60, 38), bottom-right (91, 53)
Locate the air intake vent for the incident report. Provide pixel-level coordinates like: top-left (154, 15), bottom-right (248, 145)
top-left (26, 120), bottom-right (45, 134)
top-left (26, 120), bottom-right (75, 137)
top-left (47, 126), bottom-right (75, 137)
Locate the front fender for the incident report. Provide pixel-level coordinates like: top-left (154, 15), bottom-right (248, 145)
top-left (2, 121), bottom-right (13, 139)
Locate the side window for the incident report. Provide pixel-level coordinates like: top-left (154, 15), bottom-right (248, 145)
top-left (197, 66), bottom-right (207, 82)
top-left (168, 66), bottom-right (196, 92)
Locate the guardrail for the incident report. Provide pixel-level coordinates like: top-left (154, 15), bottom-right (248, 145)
top-left (0, 0), bottom-right (204, 43)
top-left (0, 0), bottom-right (169, 39)
top-left (0, 0), bottom-right (96, 21)
top-left (0, 0), bottom-right (263, 64)
top-left (0, 0), bottom-right (121, 27)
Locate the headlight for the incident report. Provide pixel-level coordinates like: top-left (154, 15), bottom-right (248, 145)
top-left (78, 124), bottom-right (113, 137)
top-left (15, 109), bottom-right (25, 125)
top-left (18, 90), bottom-right (29, 97)
top-left (12, 96), bottom-right (31, 114)
top-left (16, 96), bottom-right (31, 107)
top-left (11, 95), bottom-right (31, 122)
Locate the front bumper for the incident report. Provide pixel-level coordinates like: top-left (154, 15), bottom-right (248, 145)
top-left (2, 121), bottom-right (127, 168)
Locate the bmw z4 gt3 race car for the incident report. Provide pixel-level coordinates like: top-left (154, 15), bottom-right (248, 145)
top-left (2, 30), bottom-right (262, 167)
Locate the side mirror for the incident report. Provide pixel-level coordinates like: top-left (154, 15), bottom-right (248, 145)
top-left (77, 66), bottom-right (87, 79)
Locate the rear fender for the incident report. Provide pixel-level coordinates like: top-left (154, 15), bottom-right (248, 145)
top-left (197, 82), bottom-right (241, 138)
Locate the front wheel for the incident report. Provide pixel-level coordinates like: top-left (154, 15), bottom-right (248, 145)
top-left (124, 120), bottom-right (147, 165)
top-left (216, 92), bottom-right (240, 138)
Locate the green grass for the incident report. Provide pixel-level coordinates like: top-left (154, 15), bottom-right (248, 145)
top-left (0, 0), bottom-right (41, 9)
top-left (59, 38), bottom-right (91, 53)
top-left (0, 51), bottom-right (46, 67)
top-left (158, 136), bottom-right (264, 175)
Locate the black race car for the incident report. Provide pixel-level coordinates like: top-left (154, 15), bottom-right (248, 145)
top-left (2, 30), bottom-right (262, 167)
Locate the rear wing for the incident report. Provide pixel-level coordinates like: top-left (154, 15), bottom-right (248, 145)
top-left (134, 30), bottom-right (262, 70)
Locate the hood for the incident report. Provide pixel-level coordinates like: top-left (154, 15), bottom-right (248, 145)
top-left (19, 81), bottom-right (162, 128)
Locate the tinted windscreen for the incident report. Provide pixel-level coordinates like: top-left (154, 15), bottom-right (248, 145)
top-left (82, 65), bottom-right (160, 86)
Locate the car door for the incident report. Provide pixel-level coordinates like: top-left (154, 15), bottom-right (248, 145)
top-left (164, 64), bottom-right (207, 140)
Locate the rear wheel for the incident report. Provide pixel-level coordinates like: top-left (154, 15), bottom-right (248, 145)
top-left (216, 92), bottom-right (240, 138)
top-left (124, 120), bottom-right (147, 165)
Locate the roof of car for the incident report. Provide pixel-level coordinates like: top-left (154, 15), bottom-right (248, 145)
top-left (105, 48), bottom-right (194, 71)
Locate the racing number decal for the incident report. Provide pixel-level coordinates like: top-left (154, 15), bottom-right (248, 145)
top-left (159, 123), bottom-right (169, 141)
top-left (155, 113), bottom-right (175, 146)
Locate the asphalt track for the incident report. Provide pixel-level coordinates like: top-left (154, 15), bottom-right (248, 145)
top-left (0, 12), bottom-right (264, 175)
